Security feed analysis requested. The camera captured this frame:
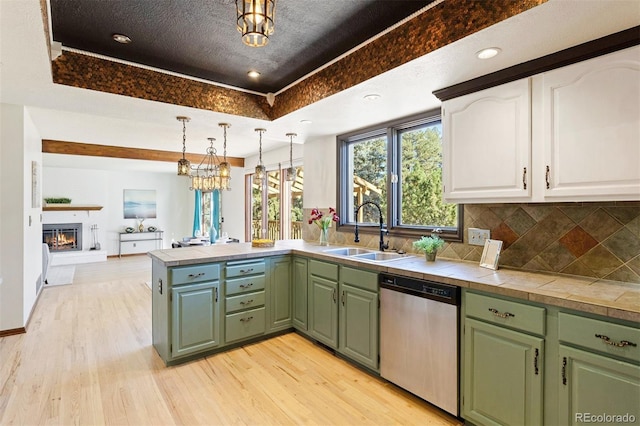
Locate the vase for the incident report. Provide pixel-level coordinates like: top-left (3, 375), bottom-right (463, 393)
top-left (319, 227), bottom-right (329, 246)
top-left (425, 251), bottom-right (436, 262)
top-left (138, 222), bottom-right (144, 232)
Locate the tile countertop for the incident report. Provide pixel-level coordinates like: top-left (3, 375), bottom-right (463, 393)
top-left (148, 240), bottom-right (640, 323)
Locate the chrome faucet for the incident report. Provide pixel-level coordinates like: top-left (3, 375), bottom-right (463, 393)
top-left (354, 201), bottom-right (389, 252)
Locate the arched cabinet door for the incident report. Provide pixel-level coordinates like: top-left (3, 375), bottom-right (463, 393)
top-left (442, 78), bottom-right (532, 203)
top-left (541, 46), bottom-right (640, 201)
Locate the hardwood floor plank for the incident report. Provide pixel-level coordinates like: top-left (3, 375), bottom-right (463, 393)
top-left (0, 255), bottom-right (462, 425)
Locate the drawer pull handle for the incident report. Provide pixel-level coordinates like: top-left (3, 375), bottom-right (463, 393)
top-left (240, 299), bottom-right (254, 305)
top-left (239, 268), bottom-right (254, 274)
top-left (240, 316), bottom-right (254, 323)
top-left (239, 283), bottom-right (254, 289)
top-left (595, 334), bottom-right (637, 348)
top-left (188, 272), bottom-right (205, 278)
top-left (488, 308), bottom-right (514, 319)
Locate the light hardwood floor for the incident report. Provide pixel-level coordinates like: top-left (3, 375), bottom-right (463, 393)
top-left (0, 255), bottom-right (463, 425)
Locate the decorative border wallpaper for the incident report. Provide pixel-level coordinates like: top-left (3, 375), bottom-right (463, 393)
top-left (303, 202), bottom-right (640, 284)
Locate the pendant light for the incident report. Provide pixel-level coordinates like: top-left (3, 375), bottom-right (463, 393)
top-left (254, 128), bottom-right (266, 183)
top-left (285, 132), bottom-right (296, 182)
top-left (176, 116), bottom-right (191, 176)
top-left (218, 123), bottom-right (232, 190)
top-left (236, 0), bottom-right (276, 47)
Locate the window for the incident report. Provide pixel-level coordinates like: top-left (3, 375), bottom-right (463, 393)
top-left (246, 165), bottom-right (304, 241)
top-left (338, 110), bottom-right (462, 241)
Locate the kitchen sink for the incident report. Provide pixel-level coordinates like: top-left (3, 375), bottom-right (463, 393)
top-left (350, 252), bottom-right (412, 262)
top-left (322, 247), bottom-right (374, 256)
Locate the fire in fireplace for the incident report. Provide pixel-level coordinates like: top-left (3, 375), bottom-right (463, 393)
top-left (43, 223), bottom-right (82, 251)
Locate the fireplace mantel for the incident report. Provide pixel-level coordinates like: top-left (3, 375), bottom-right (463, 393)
top-left (43, 205), bottom-right (103, 212)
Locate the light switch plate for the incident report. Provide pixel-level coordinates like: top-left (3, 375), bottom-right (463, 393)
top-left (469, 228), bottom-right (490, 246)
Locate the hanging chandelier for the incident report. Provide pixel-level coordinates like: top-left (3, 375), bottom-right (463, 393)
top-left (285, 132), bottom-right (296, 182)
top-left (254, 128), bottom-right (266, 183)
top-left (176, 116), bottom-right (191, 176)
top-left (236, 0), bottom-right (275, 47)
top-left (189, 137), bottom-right (229, 192)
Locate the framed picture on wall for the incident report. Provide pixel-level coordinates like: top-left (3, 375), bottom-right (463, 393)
top-left (31, 161), bottom-right (41, 208)
top-left (123, 189), bottom-right (157, 219)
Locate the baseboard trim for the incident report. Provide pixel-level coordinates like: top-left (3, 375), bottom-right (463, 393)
top-left (0, 327), bottom-right (26, 337)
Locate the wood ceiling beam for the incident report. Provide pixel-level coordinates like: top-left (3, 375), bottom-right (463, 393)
top-left (42, 139), bottom-right (244, 167)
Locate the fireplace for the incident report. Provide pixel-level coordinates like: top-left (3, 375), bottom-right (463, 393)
top-left (43, 223), bottom-right (82, 252)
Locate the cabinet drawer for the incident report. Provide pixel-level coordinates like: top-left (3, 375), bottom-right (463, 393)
top-left (226, 260), bottom-right (266, 278)
top-left (225, 307), bottom-right (266, 343)
top-left (226, 275), bottom-right (266, 296)
top-left (465, 292), bottom-right (545, 336)
top-left (170, 264), bottom-right (220, 285)
top-left (559, 312), bottom-right (640, 363)
top-left (340, 267), bottom-right (377, 292)
top-left (226, 291), bottom-right (265, 314)
top-left (309, 260), bottom-right (338, 281)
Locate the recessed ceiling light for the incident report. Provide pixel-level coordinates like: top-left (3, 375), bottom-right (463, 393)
top-left (112, 33), bottom-right (131, 44)
top-left (247, 70), bottom-right (261, 78)
top-left (300, 119), bottom-right (312, 124)
top-left (476, 47), bottom-right (501, 59)
top-left (363, 94), bottom-right (381, 101)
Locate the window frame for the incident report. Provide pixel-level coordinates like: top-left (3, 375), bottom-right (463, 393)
top-left (337, 110), bottom-right (463, 242)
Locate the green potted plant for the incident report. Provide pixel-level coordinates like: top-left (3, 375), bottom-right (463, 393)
top-left (413, 235), bottom-right (445, 261)
top-left (43, 197), bottom-right (72, 206)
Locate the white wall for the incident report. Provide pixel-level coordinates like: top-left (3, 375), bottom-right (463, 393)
top-left (302, 135), bottom-right (336, 208)
top-left (42, 162), bottom-right (195, 255)
top-left (219, 166), bottom-right (246, 241)
top-left (0, 103), bottom-right (42, 330)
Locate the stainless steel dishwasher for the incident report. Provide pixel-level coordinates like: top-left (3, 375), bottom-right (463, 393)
top-left (379, 273), bottom-right (460, 416)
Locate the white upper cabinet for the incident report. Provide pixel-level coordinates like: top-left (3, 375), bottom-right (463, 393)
top-left (540, 47), bottom-right (640, 201)
top-left (442, 46), bottom-right (640, 203)
top-left (442, 78), bottom-right (531, 202)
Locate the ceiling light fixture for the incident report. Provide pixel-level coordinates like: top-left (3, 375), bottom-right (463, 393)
top-left (218, 123), bottom-right (232, 190)
top-left (247, 70), bottom-right (261, 78)
top-left (112, 33), bottom-right (131, 44)
top-left (363, 94), bottom-right (381, 101)
top-left (300, 119), bottom-right (312, 124)
top-left (254, 128), bottom-right (267, 183)
top-left (190, 137), bottom-right (230, 192)
top-left (476, 47), bottom-right (501, 59)
top-left (236, 0), bottom-right (275, 47)
top-left (285, 133), bottom-right (296, 182)
top-left (176, 116), bottom-right (191, 176)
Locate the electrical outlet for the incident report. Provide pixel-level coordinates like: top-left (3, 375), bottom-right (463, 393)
top-left (469, 228), bottom-right (490, 246)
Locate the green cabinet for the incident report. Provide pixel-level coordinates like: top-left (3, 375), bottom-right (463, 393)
top-left (309, 270), bottom-right (339, 348)
top-left (292, 256), bottom-right (308, 331)
top-left (559, 345), bottom-right (640, 425)
top-left (268, 256), bottom-right (292, 332)
top-left (172, 280), bottom-right (221, 357)
top-left (464, 318), bottom-right (544, 426)
top-left (151, 261), bottom-right (222, 363)
top-left (339, 268), bottom-right (378, 371)
top-left (463, 291), bottom-right (545, 426)
top-left (307, 259), bottom-right (379, 370)
top-left (558, 312), bottom-right (640, 425)
top-left (224, 258), bottom-right (267, 343)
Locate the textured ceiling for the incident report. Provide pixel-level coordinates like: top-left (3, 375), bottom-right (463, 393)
top-left (50, 0), bottom-right (433, 94)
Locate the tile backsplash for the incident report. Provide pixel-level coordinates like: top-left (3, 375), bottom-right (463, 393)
top-left (302, 202), bottom-right (640, 283)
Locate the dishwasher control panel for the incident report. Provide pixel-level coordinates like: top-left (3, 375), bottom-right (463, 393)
top-left (380, 274), bottom-right (460, 305)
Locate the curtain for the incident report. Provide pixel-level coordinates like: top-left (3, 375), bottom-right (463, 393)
top-left (192, 190), bottom-right (202, 237)
top-left (210, 189), bottom-right (220, 243)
